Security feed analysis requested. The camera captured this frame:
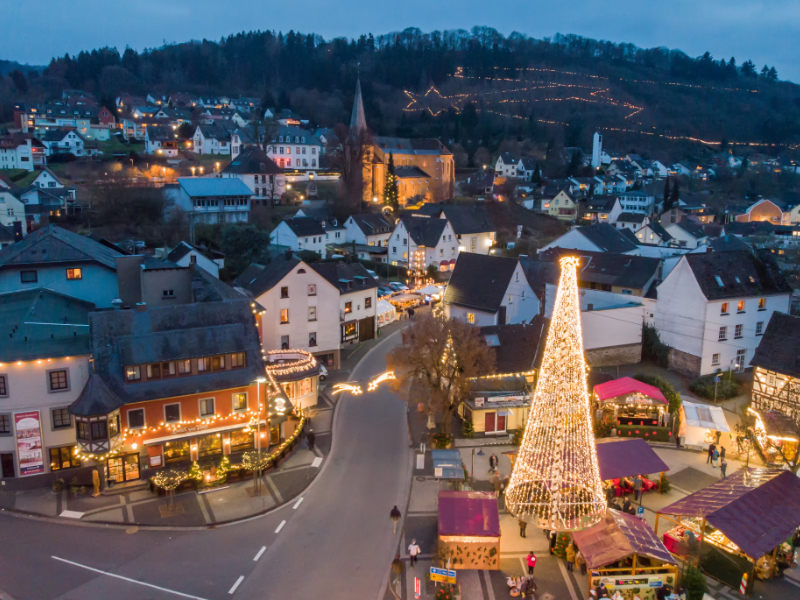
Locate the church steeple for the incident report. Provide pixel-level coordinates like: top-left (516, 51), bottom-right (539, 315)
top-left (350, 78), bottom-right (367, 134)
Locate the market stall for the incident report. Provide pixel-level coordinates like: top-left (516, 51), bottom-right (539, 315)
top-left (438, 491), bottom-right (500, 570)
top-left (595, 438), bottom-right (669, 498)
top-left (387, 293), bottom-right (422, 312)
top-left (458, 375), bottom-right (532, 436)
top-left (656, 468), bottom-right (800, 595)
top-left (747, 407), bottom-right (799, 465)
top-left (594, 377), bottom-right (671, 441)
top-left (572, 509), bottom-right (678, 600)
top-left (679, 400), bottom-right (730, 449)
top-left (432, 450), bottom-right (465, 488)
top-left (376, 299), bottom-right (396, 329)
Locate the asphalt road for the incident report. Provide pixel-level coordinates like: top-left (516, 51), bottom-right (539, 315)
top-left (0, 329), bottom-right (411, 600)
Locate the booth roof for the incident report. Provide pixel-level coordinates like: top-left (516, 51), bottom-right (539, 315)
top-left (596, 438), bottom-right (670, 481)
top-left (594, 377), bottom-right (667, 403)
top-left (571, 509), bottom-right (676, 569)
top-left (681, 400), bottom-right (730, 433)
top-left (438, 491), bottom-right (500, 537)
top-left (659, 468), bottom-right (800, 559)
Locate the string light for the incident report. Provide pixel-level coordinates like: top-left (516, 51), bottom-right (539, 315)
top-left (367, 371), bottom-right (395, 391)
top-left (505, 256), bottom-right (606, 532)
top-left (331, 383), bottom-right (363, 396)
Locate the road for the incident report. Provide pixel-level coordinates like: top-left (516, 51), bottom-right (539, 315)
top-left (0, 329), bottom-right (410, 600)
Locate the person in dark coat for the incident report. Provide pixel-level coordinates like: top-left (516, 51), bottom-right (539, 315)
top-left (518, 518), bottom-right (527, 538)
top-left (489, 453), bottom-right (498, 473)
top-left (307, 429), bottom-right (316, 451)
top-left (622, 498), bottom-right (633, 514)
top-left (596, 582), bottom-right (609, 598)
top-left (706, 443), bottom-right (716, 464)
top-left (390, 505), bottom-right (401, 533)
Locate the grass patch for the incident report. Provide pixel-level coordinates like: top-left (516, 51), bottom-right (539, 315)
top-left (0, 169), bottom-right (38, 187)
top-left (98, 138), bottom-right (144, 154)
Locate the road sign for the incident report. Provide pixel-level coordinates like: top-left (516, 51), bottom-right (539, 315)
top-left (637, 506), bottom-right (645, 517)
top-left (714, 376), bottom-right (721, 383)
top-left (415, 577), bottom-right (421, 598)
top-left (430, 567), bottom-right (457, 584)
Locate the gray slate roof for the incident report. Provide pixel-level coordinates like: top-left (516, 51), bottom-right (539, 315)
top-left (707, 234), bottom-right (750, 252)
top-left (645, 220), bottom-right (672, 242)
top-left (309, 262), bottom-right (379, 293)
top-left (190, 264), bottom-right (247, 303)
top-left (538, 248), bottom-right (660, 291)
top-left (282, 217), bottom-right (326, 237)
top-left (479, 316), bottom-right (548, 374)
top-left (401, 217), bottom-right (449, 247)
top-left (750, 312), bottom-right (800, 377)
top-left (394, 166), bottom-right (431, 179)
top-left (233, 253), bottom-right (303, 298)
top-left (0, 224), bottom-right (122, 270)
top-left (222, 146), bottom-right (282, 175)
top-left (616, 212), bottom-right (647, 224)
top-left (177, 177), bottom-right (252, 198)
top-left (444, 253), bottom-right (522, 313)
top-left (577, 223), bottom-right (639, 253)
top-left (348, 213), bottom-right (394, 236)
top-left (413, 204), bottom-right (495, 235)
top-left (685, 250), bottom-right (790, 301)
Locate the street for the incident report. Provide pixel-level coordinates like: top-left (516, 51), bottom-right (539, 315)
top-left (0, 329), bottom-right (411, 600)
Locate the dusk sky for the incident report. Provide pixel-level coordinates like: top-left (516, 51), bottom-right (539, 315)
top-left (4, 0), bottom-right (800, 82)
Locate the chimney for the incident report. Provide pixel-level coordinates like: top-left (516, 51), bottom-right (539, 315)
top-left (284, 249), bottom-right (293, 260)
top-left (135, 302), bottom-right (147, 312)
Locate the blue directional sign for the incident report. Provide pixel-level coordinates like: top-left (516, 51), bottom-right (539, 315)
top-left (637, 506), bottom-right (645, 517)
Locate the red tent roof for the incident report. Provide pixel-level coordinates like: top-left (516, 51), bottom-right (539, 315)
top-left (438, 491), bottom-right (500, 537)
top-left (594, 377), bottom-right (667, 404)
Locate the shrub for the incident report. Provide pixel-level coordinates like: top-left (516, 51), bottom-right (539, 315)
top-left (681, 564), bottom-right (708, 600)
top-left (462, 419), bottom-right (474, 438)
top-left (658, 472), bottom-right (672, 494)
top-left (435, 585), bottom-right (455, 600)
top-left (511, 428), bottom-right (524, 446)
top-left (431, 430), bottom-right (453, 449)
top-left (642, 325), bottom-right (670, 367)
top-left (594, 420), bottom-right (613, 438)
top-left (689, 374), bottom-right (740, 401)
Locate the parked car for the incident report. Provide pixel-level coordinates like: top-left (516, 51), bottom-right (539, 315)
top-left (388, 282), bottom-right (409, 291)
top-left (378, 286), bottom-right (394, 297)
top-left (318, 364), bottom-right (328, 381)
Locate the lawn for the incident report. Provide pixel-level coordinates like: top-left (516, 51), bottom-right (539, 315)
top-left (98, 138), bottom-right (144, 154)
top-left (0, 169), bottom-right (38, 187)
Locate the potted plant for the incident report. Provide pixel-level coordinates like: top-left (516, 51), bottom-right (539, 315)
top-left (431, 430), bottom-right (454, 449)
top-left (52, 478), bottom-right (64, 493)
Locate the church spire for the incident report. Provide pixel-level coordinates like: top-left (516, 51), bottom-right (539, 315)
top-left (350, 78), bottom-right (367, 134)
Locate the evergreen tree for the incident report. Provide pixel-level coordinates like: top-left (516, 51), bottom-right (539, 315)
top-left (670, 178), bottom-right (680, 204)
top-left (553, 532), bottom-right (573, 559)
top-left (760, 65), bottom-right (770, 78)
top-left (768, 66), bottom-right (778, 81)
top-left (662, 176), bottom-right (673, 211)
top-left (740, 60), bottom-right (757, 77)
top-left (382, 152), bottom-right (399, 209)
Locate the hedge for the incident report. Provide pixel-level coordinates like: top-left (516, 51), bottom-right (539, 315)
top-left (616, 424), bottom-right (673, 442)
top-left (689, 374), bottom-right (740, 401)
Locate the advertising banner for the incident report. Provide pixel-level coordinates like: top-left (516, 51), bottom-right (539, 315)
top-left (14, 411), bottom-right (44, 476)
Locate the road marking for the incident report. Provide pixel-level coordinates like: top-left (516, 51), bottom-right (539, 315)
top-left (483, 570), bottom-right (497, 600)
top-left (196, 494), bottom-right (212, 524)
top-left (253, 546), bottom-right (266, 562)
top-left (311, 457), bottom-right (323, 468)
top-left (557, 556), bottom-right (580, 600)
top-left (228, 575), bottom-right (244, 595)
top-left (275, 519), bottom-right (286, 533)
top-left (52, 556), bottom-right (211, 600)
top-left (59, 510), bottom-right (84, 519)
top-left (265, 476), bottom-right (284, 503)
top-left (293, 497), bottom-right (304, 509)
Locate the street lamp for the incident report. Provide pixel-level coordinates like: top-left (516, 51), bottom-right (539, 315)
top-left (286, 183), bottom-right (292, 190)
top-left (215, 162), bottom-right (220, 172)
top-left (199, 167), bottom-right (204, 174)
top-left (308, 172), bottom-right (315, 181)
top-left (190, 166), bottom-right (196, 176)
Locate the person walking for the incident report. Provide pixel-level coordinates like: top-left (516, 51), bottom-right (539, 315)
top-left (633, 475), bottom-right (643, 502)
top-left (720, 459), bottom-right (728, 478)
top-left (706, 443), bottom-right (716, 464)
top-left (307, 429), bottom-right (316, 452)
top-left (526, 551), bottom-right (537, 577)
top-left (565, 542), bottom-right (576, 572)
top-left (518, 518), bottom-right (527, 538)
top-left (390, 505), bottom-right (401, 533)
top-left (720, 445), bottom-right (726, 461)
top-left (408, 539), bottom-right (421, 566)
top-left (711, 447), bottom-right (719, 468)
top-left (488, 453), bottom-right (498, 473)
top-left (576, 548), bottom-right (587, 575)
top-left (491, 471), bottom-right (502, 497)
top-left (391, 554), bottom-right (405, 582)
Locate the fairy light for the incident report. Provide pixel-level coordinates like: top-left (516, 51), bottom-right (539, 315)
top-left (367, 371), bottom-right (395, 391)
top-left (504, 256), bottom-right (606, 532)
top-left (331, 382), bottom-right (363, 396)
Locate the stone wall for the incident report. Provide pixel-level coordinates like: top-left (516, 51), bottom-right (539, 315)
top-left (667, 347), bottom-right (702, 377)
top-left (585, 343), bottom-right (642, 367)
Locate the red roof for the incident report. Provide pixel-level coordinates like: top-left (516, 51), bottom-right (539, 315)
top-left (438, 491), bottom-right (500, 537)
top-left (594, 377), bottom-right (667, 404)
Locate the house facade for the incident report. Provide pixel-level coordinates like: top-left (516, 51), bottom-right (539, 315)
top-left (167, 178), bottom-right (252, 225)
top-left (265, 127), bottom-right (321, 171)
top-left (0, 136), bottom-right (46, 171)
top-left (749, 312), bottom-right (800, 422)
top-left (387, 217), bottom-right (459, 271)
top-left (269, 218), bottom-right (327, 257)
top-left (220, 146), bottom-right (286, 205)
top-left (344, 213), bottom-right (394, 247)
top-left (546, 190), bottom-right (577, 221)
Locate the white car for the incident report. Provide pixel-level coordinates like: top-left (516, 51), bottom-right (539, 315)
top-left (318, 364), bottom-right (328, 381)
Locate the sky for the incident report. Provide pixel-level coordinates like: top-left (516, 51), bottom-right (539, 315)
top-left (4, 0), bottom-right (800, 83)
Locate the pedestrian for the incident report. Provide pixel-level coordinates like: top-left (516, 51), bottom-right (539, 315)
top-left (633, 475), bottom-right (643, 502)
top-left (596, 582), bottom-right (609, 599)
top-left (706, 443), bottom-right (715, 464)
top-left (518, 575), bottom-right (528, 598)
top-left (622, 498), bottom-right (633, 514)
top-left (391, 554), bottom-right (405, 582)
top-left (307, 428), bottom-right (316, 452)
top-left (675, 431), bottom-right (681, 449)
top-left (720, 459), bottom-right (728, 478)
top-left (489, 453), bottom-right (499, 473)
top-left (408, 539), bottom-right (421, 566)
top-left (491, 471), bottom-right (502, 497)
top-left (390, 505), bottom-right (401, 533)
top-left (576, 548), bottom-right (587, 575)
top-left (526, 551), bottom-right (537, 576)
top-left (720, 445), bottom-right (726, 460)
top-left (518, 518), bottom-right (527, 538)
top-left (711, 447), bottom-right (719, 468)
top-left (565, 542), bottom-right (576, 572)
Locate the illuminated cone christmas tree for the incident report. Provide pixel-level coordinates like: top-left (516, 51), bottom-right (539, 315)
top-left (505, 256), bottom-right (606, 531)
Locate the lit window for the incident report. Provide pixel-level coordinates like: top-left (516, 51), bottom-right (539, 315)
top-left (467, 313), bottom-right (475, 324)
top-left (737, 300), bottom-right (745, 313)
top-left (232, 393), bottom-right (248, 412)
top-left (720, 303), bottom-right (729, 315)
top-left (66, 268), bottom-right (82, 280)
top-left (229, 352), bottom-right (246, 368)
top-left (199, 398), bottom-right (215, 418)
top-left (280, 309), bottom-right (289, 323)
top-left (758, 298), bottom-right (766, 310)
top-left (126, 366), bottom-right (141, 381)
top-left (345, 302), bottom-right (352, 314)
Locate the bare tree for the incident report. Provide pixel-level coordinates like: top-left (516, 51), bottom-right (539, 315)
top-left (328, 123), bottom-right (372, 215)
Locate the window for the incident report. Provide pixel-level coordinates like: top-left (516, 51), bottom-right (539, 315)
top-left (48, 369), bottom-right (69, 392)
top-left (76, 420), bottom-right (90, 440)
top-left (163, 289), bottom-right (175, 298)
top-left (90, 421), bottom-right (108, 440)
top-left (392, 247), bottom-right (397, 254)
top-left (309, 332), bottom-right (317, 347)
top-left (164, 404), bottom-right (181, 423)
top-left (51, 408), bottom-right (70, 430)
top-left (66, 268), bottom-right (82, 280)
top-left (280, 308), bottom-right (289, 323)
top-left (125, 365), bottom-right (141, 381)
top-left (308, 306), bottom-right (317, 321)
top-left (0, 375), bottom-right (6, 397)
top-left (756, 321), bottom-right (764, 335)
top-left (365, 297), bottom-right (372, 308)
top-left (735, 349), bottom-right (746, 372)
top-left (299, 378), bottom-right (313, 396)
top-left (281, 286), bottom-right (289, 298)
top-left (281, 335), bottom-right (290, 349)
top-left (229, 352), bottom-right (246, 368)
top-left (720, 303), bottom-right (729, 315)
top-left (147, 362), bottom-right (176, 379)
top-left (49, 446), bottom-right (80, 471)
top-left (210, 355), bottom-right (225, 371)
top-left (20, 270), bottom-right (37, 283)
top-left (734, 324), bottom-right (743, 339)
top-left (109, 414), bottom-right (119, 438)
top-left (718, 326), bottom-right (727, 341)
top-left (467, 313), bottom-right (475, 324)
top-left (177, 359), bottom-right (191, 374)
top-left (232, 392), bottom-right (248, 412)
top-left (758, 298), bottom-right (766, 311)
top-left (342, 322), bottom-right (357, 339)
top-left (128, 408), bottom-right (145, 429)
top-left (737, 300), bottom-right (745, 313)
top-left (308, 284), bottom-right (317, 296)
top-left (199, 398), bottom-right (215, 418)
top-left (712, 353), bottom-right (720, 366)
top-left (344, 302), bottom-right (352, 314)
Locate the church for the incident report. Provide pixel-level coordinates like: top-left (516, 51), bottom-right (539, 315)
top-left (350, 80), bottom-right (455, 206)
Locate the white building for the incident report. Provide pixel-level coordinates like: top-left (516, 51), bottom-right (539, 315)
top-left (413, 204), bottom-right (496, 255)
top-left (0, 135), bottom-right (46, 172)
top-left (40, 130), bottom-right (87, 157)
top-left (166, 178), bottom-right (252, 225)
top-left (591, 132), bottom-right (603, 169)
top-left (270, 218), bottom-right (327, 257)
top-left (387, 217), bottom-right (459, 271)
top-left (663, 221), bottom-right (708, 249)
top-left (265, 127), bottom-right (322, 171)
top-left (344, 213), bottom-right (394, 247)
top-left (192, 124), bottom-right (232, 155)
top-left (539, 223), bottom-right (640, 255)
top-left (166, 242), bottom-right (223, 278)
top-left (616, 190), bottom-right (655, 215)
top-left (0, 189), bottom-right (26, 233)
top-left (494, 153), bottom-right (519, 177)
top-left (444, 253), bottom-right (538, 326)
top-left (654, 250), bottom-right (792, 377)
top-left (310, 262), bottom-right (378, 348)
top-left (219, 146), bottom-right (286, 206)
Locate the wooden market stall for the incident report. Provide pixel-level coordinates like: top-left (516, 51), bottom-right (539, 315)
top-left (747, 407), bottom-right (800, 465)
top-left (571, 509), bottom-right (678, 600)
top-left (656, 468), bottom-right (800, 595)
top-left (438, 491), bottom-right (500, 570)
top-left (595, 438), bottom-right (669, 499)
top-left (594, 377), bottom-right (672, 441)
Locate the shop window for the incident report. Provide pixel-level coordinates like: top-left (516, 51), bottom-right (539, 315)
top-left (51, 407), bottom-right (71, 430)
top-left (126, 365), bottom-right (141, 382)
top-left (20, 270), bottom-right (38, 283)
top-left (229, 429), bottom-right (253, 451)
top-left (0, 414), bottom-right (11, 435)
top-left (66, 268), bottom-right (82, 280)
top-left (48, 369), bottom-right (69, 392)
top-left (128, 408), bottom-right (145, 429)
top-left (49, 446), bottom-right (80, 471)
top-left (229, 352), bottom-right (246, 368)
top-left (281, 308), bottom-right (289, 323)
top-left (199, 398), bottom-right (215, 418)
top-left (164, 440), bottom-right (190, 463)
top-left (299, 378), bottom-right (313, 397)
top-left (232, 392), bottom-right (248, 412)
top-left (198, 434), bottom-right (223, 457)
top-left (164, 403), bottom-right (181, 423)
top-left (365, 297), bottom-right (372, 308)
top-left (90, 421), bottom-right (108, 440)
top-left (342, 321), bottom-right (357, 340)
top-left (108, 454), bottom-right (140, 483)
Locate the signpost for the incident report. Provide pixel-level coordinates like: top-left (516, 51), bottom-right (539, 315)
top-left (430, 567), bottom-right (457, 585)
top-left (637, 506), bottom-right (645, 517)
top-left (414, 577), bottom-right (421, 599)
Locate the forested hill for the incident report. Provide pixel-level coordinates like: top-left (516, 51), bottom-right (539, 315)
top-left (7, 27), bottom-right (800, 156)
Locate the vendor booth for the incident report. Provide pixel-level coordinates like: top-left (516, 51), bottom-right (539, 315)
top-left (376, 299), bottom-right (396, 329)
top-left (438, 491), bottom-right (500, 570)
top-left (458, 375), bottom-right (533, 436)
top-left (679, 400), bottom-right (730, 449)
top-left (656, 468), bottom-right (800, 595)
top-left (572, 509), bottom-right (678, 600)
top-left (747, 408), bottom-right (800, 465)
top-left (595, 438), bottom-right (669, 499)
top-left (594, 377), bottom-right (671, 441)
top-left (432, 449), bottom-right (465, 485)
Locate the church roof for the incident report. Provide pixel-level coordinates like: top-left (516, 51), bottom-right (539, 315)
top-left (350, 79), bottom-right (367, 133)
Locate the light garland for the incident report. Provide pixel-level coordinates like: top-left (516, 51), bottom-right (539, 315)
top-left (331, 382), bottom-right (363, 396)
top-left (504, 256), bottom-right (606, 532)
top-left (367, 371), bottom-right (395, 391)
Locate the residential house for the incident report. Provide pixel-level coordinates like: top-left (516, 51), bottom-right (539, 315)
top-left (663, 220), bottom-right (708, 249)
top-left (596, 175), bottom-right (627, 195)
top-left (605, 161), bottom-right (637, 181)
top-left (40, 130), bottom-right (87, 157)
top-left (0, 135), bottom-right (46, 171)
top-left (131, 106), bottom-right (160, 119)
top-left (495, 153), bottom-right (519, 177)
top-left (0, 289), bottom-right (95, 484)
top-left (0, 224), bottom-right (16, 250)
top-left (634, 221), bottom-right (673, 247)
top-left (166, 241), bottom-right (223, 279)
top-left (0, 189), bottom-right (26, 233)
top-left (413, 204), bottom-right (496, 255)
top-left (735, 199), bottom-right (790, 225)
top-left (670, 163), bottom-right (692, 177)
top-left (166, 178), bottom-right (252, 225)
top-left (31, 167), bottom-right (65, 190)
top-left (613, 212), bottom-right (649, 232)
top-left (749, 312), bottom-right (800, 422)
top-left (293, 208), bottom-right (347, 248)
top-left (265, 127), bottom-right (322, 171)
top-left (546, 190), bottom-right (578, 221)
top-left (616, 190), bottom-right (655, 215)
top-left (0, 225), bottom-right (122, 307)
top-left (387, 217), bottom-right (458, 271)
top-left (344, 213), bottom-right (394, 248)
top-left (517, 158), bottom-right (538, 182)
top-left (582, 195), bottom-right (616, 223)
top-left (18, 104), bottom-right (114, 140)
top-left (310, 262), bottom-right (378, 347)
top-left (192, 124), bottom-right (233, 155)
top-left (539, 223), bottom-right (640, 255)
top-left (121, 118), bottom-right (161, 142)
top-left (219, 146), bottom-right (285, 206)
top-left (569, 177), bottom-right (603, 196)
top-left (444, 253), bottom-right (538, 326)
top-left (654, 250), bottom-right (791, 376)
top-left (144, 126), bottom-right (180, 157)
top-left (269, 218), bottom-right (327, 257)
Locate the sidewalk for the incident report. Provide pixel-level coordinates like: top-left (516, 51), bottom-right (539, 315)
top-left (0, 400), bottom-right (336, 528)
